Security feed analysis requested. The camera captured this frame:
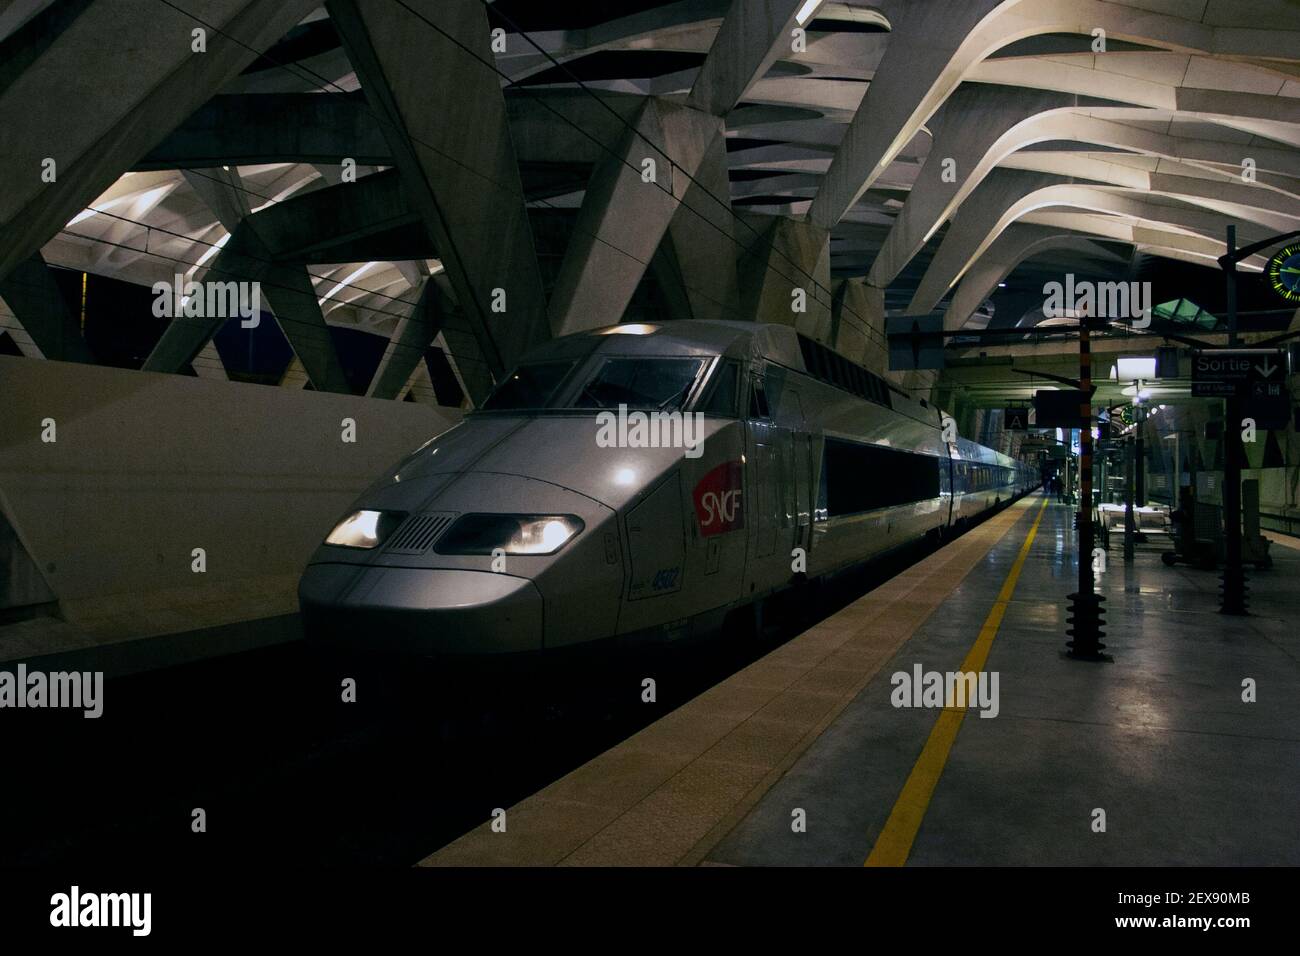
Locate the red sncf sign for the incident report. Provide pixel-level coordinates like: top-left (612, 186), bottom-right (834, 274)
top-left (693, 460), bottom-right (744, 537)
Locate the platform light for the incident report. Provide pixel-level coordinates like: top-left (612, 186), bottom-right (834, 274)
top-left (1115, 356), bottom-right (1157, 381)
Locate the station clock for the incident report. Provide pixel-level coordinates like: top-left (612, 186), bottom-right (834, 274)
top-left (1266, 243), bottom-right (1300, 302)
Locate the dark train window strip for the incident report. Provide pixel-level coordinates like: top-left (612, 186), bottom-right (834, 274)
top-left (822, 438), bottom-right (941, 516)
top-left (797, 335), bottom-right (893, 410)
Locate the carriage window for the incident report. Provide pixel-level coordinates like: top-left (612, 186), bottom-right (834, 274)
top-left (749, 376), bottom-right (770, 419)
top-left (823, 438), bottom-right (941, 515)
top-left (571, 357), bottom-right (706, 411)
top-left (482, 361), bottom-right (576, 410)
top-left (699, 360), bottom-right (740, 417)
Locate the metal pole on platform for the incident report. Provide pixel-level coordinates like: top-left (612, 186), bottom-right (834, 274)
top-left (1124, 431), bottom-right (1136, 563)
top-left (1068, 317), bottom-right (1107, 658)
top-left (1221, 225), bottom-right (1248, 614)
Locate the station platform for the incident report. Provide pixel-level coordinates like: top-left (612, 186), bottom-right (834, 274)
top-left (422, 494), bottom-right (1300, 867)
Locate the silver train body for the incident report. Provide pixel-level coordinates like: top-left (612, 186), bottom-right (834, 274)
top-left (299, 321), bottom-right (1037, 657)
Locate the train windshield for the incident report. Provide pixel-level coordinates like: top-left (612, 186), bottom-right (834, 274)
top-left (570, 357), bottom-right (707, 411)
top-left (481, 361), bottom-right (576, 410)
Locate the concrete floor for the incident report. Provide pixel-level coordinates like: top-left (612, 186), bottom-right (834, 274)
top-left (708, 496), bottom-right (1300, 866)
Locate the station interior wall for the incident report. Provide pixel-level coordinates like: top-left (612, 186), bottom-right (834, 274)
top-left (0, 356), bottom-right (461, 639)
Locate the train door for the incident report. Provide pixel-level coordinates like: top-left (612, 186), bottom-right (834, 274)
top-left (787, 390), bottom-right (812, 559)
top-left (746, 372), bottom-right (778, 561)
top-left (940, 446), bottom-right (955, 530)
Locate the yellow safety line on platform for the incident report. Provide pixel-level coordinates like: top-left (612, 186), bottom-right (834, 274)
top-left (864, 497), bottom-right (1049, 867)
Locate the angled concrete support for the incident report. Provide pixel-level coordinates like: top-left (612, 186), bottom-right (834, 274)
top-left (688, 0), bottom-right (807, 116)
top-left (0, 252), bottom-right (93, 362)
top-left (135, 92), bottom-right (391, 170)
top-left (143, 221), bottom-right (351, 393)
top-left (809, 0), bottom-right (1300, 232)
top-left (548, 96), bottom-right (723, 335)
top-left (0, 0), bottom-right (318, 282)
top-left (425, 274), bottom-right (493, 405)
top-left (331, 0), bottom-right (548, 380)
top-left (738, 216), bottom-right (832, 342)
top-left (907, 169), bottom-right (1059, 314)
top-left (242, 168), bottom-right (429, 264)
top-left (182, 167), bottom-right (251, 230)
top-left (908, 172), bottom-right (1278, 315)
top-left (830, 278), bottom-right (886, 370)
top-left (809, 0), bottom-right (1003, 230)
top-left (868, 85), bottom-right (1079, 288)
top-left (661, 129), bottom-right (741, 323)
top-left (366, 277), bottom-right (440, 401)
top-left (174, 164), bottom-right (353, 392)
top-left (944, 224), bottom-right (1126, 330)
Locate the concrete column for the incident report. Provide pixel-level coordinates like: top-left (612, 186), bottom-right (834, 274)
top-left (688, 0), bottom-right (807, 116)
top-left (366, 277), bottom-right (439, 401)
top-left (660, 129), bottom-right (741, 323)
top-left (830, 278), bottom-right (886, 371)
top-left (143, 221), bottom-right (351, 393)
top-left (548, 96), bottom-right (723, 335)
top-left (181, 167), bottom-right (251, 229)
top-left (738, 215), bottom-right (832, 343)
top-left (0, 0), bottom-right (318, 281)
top-left (0, 252), bottom-right (93, 362)
top-left (331, 0), bottom-right (548, 388)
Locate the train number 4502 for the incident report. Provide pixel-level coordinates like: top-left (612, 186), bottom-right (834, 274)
top-left (651, 567), bottom-right (680, 590)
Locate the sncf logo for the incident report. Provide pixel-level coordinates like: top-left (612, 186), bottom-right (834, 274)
top-left (693, 460), bottom-right (744, 537)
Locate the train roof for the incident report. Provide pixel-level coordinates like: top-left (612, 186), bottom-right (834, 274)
top-left (521, 320), bottom-right (806, 367)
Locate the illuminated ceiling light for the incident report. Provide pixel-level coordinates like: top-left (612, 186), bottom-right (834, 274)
top-left (318, 261), bottom-right (378, 306)
top-left (192, 231), bottom-right (231, 271)
top-left (795, 0), bottom-right (826, 25)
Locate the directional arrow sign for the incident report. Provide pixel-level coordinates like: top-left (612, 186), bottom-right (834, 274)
top-left (1191, 348), bottom-right (1287, 397)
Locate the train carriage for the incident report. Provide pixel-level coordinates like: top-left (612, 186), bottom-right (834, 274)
top-left (299, 321), bottom-right (1037, 657)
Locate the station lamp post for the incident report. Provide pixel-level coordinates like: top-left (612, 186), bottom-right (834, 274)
top-left (1217, 225), bottom-right (1300, 615)
top-left (1067, 315), bottom-right (1106, 660)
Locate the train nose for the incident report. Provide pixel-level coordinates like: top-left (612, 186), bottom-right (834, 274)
top-left (299, 563), bottom-right (544, 657)
top-left (300, 470), bottom-right (616, 656)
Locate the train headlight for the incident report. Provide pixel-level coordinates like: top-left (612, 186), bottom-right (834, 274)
top-left (324, 509), bottom-right (406, 549)
top-left (434, 514), bottom-right (584, 556)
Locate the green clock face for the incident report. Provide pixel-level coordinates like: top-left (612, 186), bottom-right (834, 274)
top-left (1266, 243), bottom-right (1300, 302)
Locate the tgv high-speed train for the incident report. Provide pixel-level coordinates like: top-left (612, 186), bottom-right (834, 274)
top-left (299, 321), bottom-right (1037, 658)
